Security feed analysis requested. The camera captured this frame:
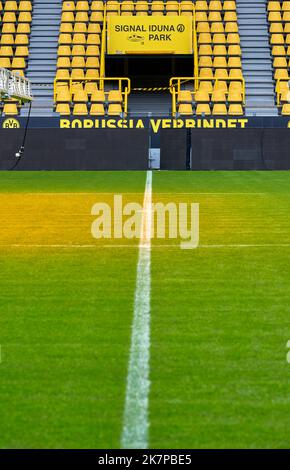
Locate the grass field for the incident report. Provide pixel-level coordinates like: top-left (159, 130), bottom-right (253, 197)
top-left (0, 171), bottom-right (289, 449)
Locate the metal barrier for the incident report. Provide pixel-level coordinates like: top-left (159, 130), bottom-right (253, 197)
top-left (276, 78), bottom-right (290, 106)
top-left (169, 76), bottom-right (245, 117)
top-left (0, 68), bottom-right (33, 103)
top-left (54, 77), bottom-right (131, 115)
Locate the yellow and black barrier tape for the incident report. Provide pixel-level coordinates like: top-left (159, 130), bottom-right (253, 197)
top-left (132, 87), bottom-right (171, 92)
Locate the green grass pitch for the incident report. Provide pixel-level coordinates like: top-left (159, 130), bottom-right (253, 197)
top-left (0, 170), bottom-right (289, 449)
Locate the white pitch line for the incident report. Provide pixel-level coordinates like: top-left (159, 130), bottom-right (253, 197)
top-left (121, 170), bottom-right (152, 450)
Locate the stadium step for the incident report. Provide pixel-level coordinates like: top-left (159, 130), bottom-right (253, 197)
top-left (25, 0), bottom-right (62, 117)
top-left (237, 0), bottom-right (278, 116)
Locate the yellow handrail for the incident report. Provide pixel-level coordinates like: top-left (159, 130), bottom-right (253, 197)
top-left (169, 76), bottom-right (246, 117)
top-left (54, 77), bottom-right (131, 115)
top-left (100, 3), bottom-right (107, 85)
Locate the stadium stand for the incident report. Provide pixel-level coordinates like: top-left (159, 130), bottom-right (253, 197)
top-left (0, 0), bottom-right (32, 115)
top-left (268, 0), bottom-right (290, 114)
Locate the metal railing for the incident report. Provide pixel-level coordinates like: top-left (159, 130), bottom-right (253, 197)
top-left (169, 76), bottom-right (245, 116)
top-left (0, 68), bottom-right (33, 102)
top-left (54, 76), bottom-right (131, 114)
top-left (276, 78), bottom-right (290, 106)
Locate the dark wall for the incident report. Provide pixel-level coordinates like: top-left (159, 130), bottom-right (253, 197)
top-left (160, 129), bottom-right (187, 170)
top-left (191, 129), bottom-right (290, 170)
top-left (0, 129), bottom-right (149, 170)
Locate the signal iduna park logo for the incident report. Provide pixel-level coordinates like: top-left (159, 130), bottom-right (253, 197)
top-left (107, 16), bottom-right (192, 54)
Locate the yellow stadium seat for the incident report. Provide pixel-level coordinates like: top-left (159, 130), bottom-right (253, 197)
top-left (85, 82), bottom-right (98, 96)
top-left (209, 1), bottom-right (222, 11)
top-left (282, 104), bottom-right (290, 114)
top-left (271, 34), bottom-right (284, 44)
top-left (72, 45), bottom-right (86, 55)
top-left (178, 104), bottom-right (193, 115)
top-left (62, 1), bottom-right (75, 11)
top-left (73, 34), bottom-right (86, 45)
top-left (0, 57), bottom-right (11, 68)
top-left (274, 68), bottom-right (289, 80)
top-left (223, 1), bottom-right (236, 11)
top-left (88, 23), bottom-right (101, 34)
top-left (56, 86), bottom-right (71, 103)
top-left (274, 57), bottom-right (288, 68)
top-left (76, 1), bottom-right (89, 11)
top-left (194, 90), bottom-right (210, 102)
top-left (224, 12), bottom-right (237, 21)
top-left (91, 90), bottom-right (106, 103)
top-left (74, 23), bottom-right (87, 33)
top-left (56, 69), bottom-right (70, 80)
top-left (59, 34), bottom-right (72, 45)
top-left (225, 22), bottom-right (239, 33)
top-left (90, 12), bottom-right (103, 22)
top-left (61, 12), bottom-right (75, 22)
top-left (199, 67), bottom-right (214, 78)
top-left (86, 45), bottom-right (100, 56)
top-left (74, 90), bottom-right (88, 102)
top-left (228, 45), bottom-right (241, 55)
top-left (17, 24), bottom-right (31, 34)
top-left (2, 12), bottom-right (16, 22)
top-left (268, 2), bottom-right (281, 11)
top-left (61, 23), bottom-right (73, 33)
top-left (11, 58), bottom-right (26, 69)
top-left (199, 81), bottom-right (213, 93)
top-left (3, 101), bottom-right (18, 115)
top-left (212, 90), bottom-right (226, 102)
top-left (91, 1), bottom-right (104, 11)
top-left (208, 12), bottom-right (222, 22)
top-left (73, 103), bottom-right (89, 115)
top-left (15, 35), bottom-right (29, 45)
top-left (177, 90), bottom-right (193, 102)
top-left (56, 103), bottom-right (71, 115)
top-left (228, 91), bottom-right (243, 103)
top-left (199, 33), bottom-right (212, 44)
top-left (195, 1), bottom-right (208, 11)
top-left (196, 12), bottom-right (208, 22)
top-left (213, 80), bottom-right (227, 92)
top-left (0, 35), bottom-right (14, 45)
top-left (229, 69), bottom-right (243, 79)
top-left (196, 104), bottom-right (211, 115)
top-left (4, 1), bottom-right (18, 11)
top-left (86, 57), bottom-right (100, 68)
top-left (213, 45), bottom-right (227, 55)
top-left (282, 1), bottom-right (290, 11)
top-left (18, 12), bottom-right (32, 22)
top-left (228, 57), bottom-right (242, 68)
top-left (87, 34), bottom-right (100, 45)
top-left (227, 33), bottom-right (240, 44)
top-left (2, 24), bottom-right (16, 34)
top-left (85, 69), bottom-right (99, 79)
top-left (0, 46), bottom-right (13, 57)
top-left (197, 22), bottom-right (210, 33)
top-left (71, 56), bottom-right (85, 68)
top-left (90, 103), bottom-right (105, 115)
top-left (213, 33), bottom-right (226, 44)
top-left (75, 12), bottom-right (89, 21)
top-left (19, 1), bottom-right (32, 11)
top-left (199, 45), bottom-right (213, 55)
top-left (58, 45), bottom-right (72, 56)
top-left (214, 68), bottom-right (228, 79)
top-left (211, 23), bottom-right (224, 33)
top-left (199, 56), bottom-right (213, 67)
top-left (71, 69), bottom-right (85, 80)
top-left (213, 56), bottom-right (227, 68)
top-left (228, 104), bottom-right (243, 115)
top-left (270, 23), bottom-right (284, 34)
top-left (108, 104), bottom-right (123, 116)
top-left (212, 104), bottom-right (227, 114)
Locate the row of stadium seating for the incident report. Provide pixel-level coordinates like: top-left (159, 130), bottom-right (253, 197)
top-left (268, 1), bottom-right (290, 114)
top-left (0, 0), bottom-right (32, 115)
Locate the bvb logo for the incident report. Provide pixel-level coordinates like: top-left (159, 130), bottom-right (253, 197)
top-left (177, 24), bottom-right (185, 33)
top-left (2, 118), bottom-right (20, 129)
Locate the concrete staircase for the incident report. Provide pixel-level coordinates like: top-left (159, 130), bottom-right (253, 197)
top-left (24, 0), bottom-right (62, 116)
top-left (237, 0), bottom-right (278, 115)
